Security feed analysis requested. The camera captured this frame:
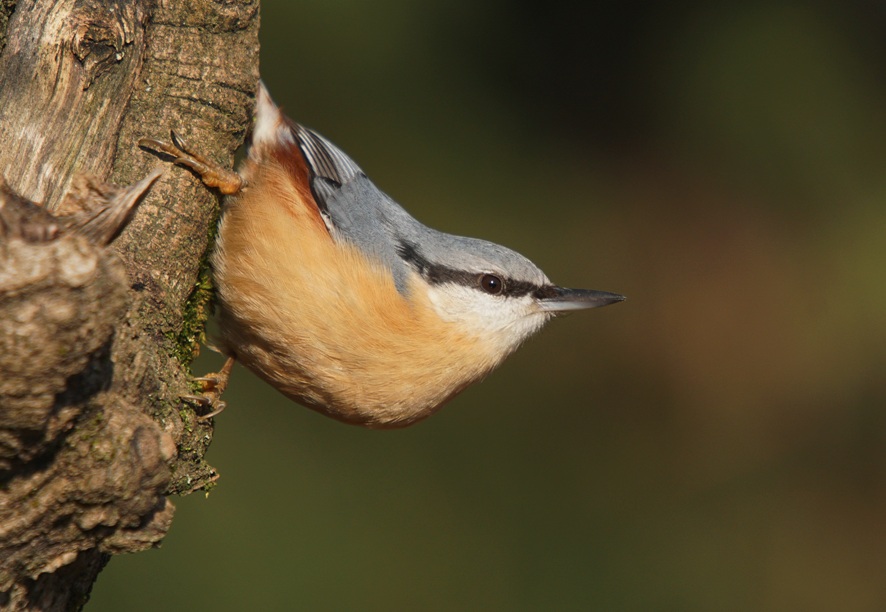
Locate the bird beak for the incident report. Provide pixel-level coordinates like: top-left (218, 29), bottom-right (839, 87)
top-left (536, 287), bottom-right (625, 313)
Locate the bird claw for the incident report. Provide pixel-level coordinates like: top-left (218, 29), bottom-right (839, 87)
top-left (182, 356), bottom-right (235, 420)
top-left (194, 374), bottom-right (224, 385)
top-left (138, 130), bottom-right (244, 195)
top-left (197, 400), bottom-right (228, 421)
top-left (203, 341), bottom-right (224, 355)
top-left (182, 393), bottom-right (211, 405)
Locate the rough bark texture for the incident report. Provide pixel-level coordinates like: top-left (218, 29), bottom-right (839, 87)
top-left (0, 0), bottom-right (259, 609)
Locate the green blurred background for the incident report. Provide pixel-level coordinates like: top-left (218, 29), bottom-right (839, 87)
top-left (91, 1), bottom-right (886, 610)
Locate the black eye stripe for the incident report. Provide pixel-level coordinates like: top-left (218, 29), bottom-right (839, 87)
top-left (532, 285), bottom-right (560, 300)
top-left (397, 241), bottom-right (540, 298)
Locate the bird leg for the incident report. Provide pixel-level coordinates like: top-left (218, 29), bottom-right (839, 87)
top-left (140, 132), bottom-right (241, 417)
top-left (139, 131), bottom-right (244, 195)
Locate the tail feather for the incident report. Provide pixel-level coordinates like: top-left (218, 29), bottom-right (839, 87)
top-left (250, 80), bottom-right (295, 152)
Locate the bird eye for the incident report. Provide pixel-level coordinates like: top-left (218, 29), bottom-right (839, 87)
top-left (479, 274), bottom-right (504, 295)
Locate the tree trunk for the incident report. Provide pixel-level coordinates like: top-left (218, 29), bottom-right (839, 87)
top-left (0, 0), bottom-right (259, 609)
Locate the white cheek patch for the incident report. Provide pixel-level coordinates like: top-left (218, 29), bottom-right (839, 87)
top-left (425, 284), bottom-right (550, 354)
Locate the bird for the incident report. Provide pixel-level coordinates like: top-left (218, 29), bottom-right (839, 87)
top-left (139, 83), bottom-right (624, 429)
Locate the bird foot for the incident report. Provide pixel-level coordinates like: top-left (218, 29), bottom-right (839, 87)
top-left (183, 356), bottom-right (235, 420)
top-left (139, 130), bottom-right (244, 195)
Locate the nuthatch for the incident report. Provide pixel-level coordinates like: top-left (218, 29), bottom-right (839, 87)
top-left (141, 83), bottom-right (624, 428)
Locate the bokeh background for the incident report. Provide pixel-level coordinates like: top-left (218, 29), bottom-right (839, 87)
top-left (91, 1), bottom-right (886, 610)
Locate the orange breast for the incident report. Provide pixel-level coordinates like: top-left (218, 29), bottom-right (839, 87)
top-left (211, 156), bottom-right (501, 428)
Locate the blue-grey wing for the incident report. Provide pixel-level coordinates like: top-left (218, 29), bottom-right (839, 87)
top-left (293, 124), bottom-right (423, 294)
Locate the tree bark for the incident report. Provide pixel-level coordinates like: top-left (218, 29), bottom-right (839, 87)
top-left (0, 0), bottom-right (259, 609)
